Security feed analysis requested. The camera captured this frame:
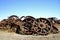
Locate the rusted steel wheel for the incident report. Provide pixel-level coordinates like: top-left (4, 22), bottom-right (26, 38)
top-left (21, 22), bottom-right (33, 35)
top-left (48, 17), bottom-right (59, 34)
top-left (36, 18), bottom-right (52, 35)
top-left (14, 18), bottom-right (33, 35)
top-left (14, 19), bottom-right (23, 34)
top-left (0, 19), bottom-right (8, 30)
top-left (7, 15), bottom-right (19, 32)
top-left (20, 16), bottom-right (36, 35)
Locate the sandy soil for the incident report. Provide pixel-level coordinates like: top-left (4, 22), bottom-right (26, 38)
top-left (0, 25), bottom-right (60, 40)
top-left (0, 30), bottom-right (60, 40)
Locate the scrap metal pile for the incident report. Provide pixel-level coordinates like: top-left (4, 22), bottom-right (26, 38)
top-left (0, 15), bottom-right (60, 35)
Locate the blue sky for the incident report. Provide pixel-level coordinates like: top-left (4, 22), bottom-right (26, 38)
top-left (0, 0), bottom-right (60, 20)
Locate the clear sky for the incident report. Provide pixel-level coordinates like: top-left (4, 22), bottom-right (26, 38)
top-left (0, 0), bottom-right (60, 20)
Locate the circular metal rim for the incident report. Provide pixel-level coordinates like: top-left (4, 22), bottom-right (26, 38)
top-left (36, 18), bottom-right (52, 35)
top-left (20, 22), bottom-right (33, 35)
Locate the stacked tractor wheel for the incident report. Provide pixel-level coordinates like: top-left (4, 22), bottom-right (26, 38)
top-left (17, 16), bottom-right (37, 35)
top-left (7, 15), bottom-right (19, 32)
top-left (0, 15), bottom-right (60, 35)
top-left (0, 19), bottom-right (8, 30)
top-left (15, 16), bottom-right (59, 35)
top-left (48, 17), bottom-right (59, 34)
top-left (35, 18), bottom-right (52, 35)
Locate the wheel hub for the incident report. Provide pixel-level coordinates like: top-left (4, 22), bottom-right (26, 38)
top-left (39, 22), bottom-right (46, 28)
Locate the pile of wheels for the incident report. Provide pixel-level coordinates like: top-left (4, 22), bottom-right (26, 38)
top-left (0, 15), bottom-right (60, 35)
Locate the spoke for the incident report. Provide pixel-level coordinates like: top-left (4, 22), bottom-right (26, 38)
top-left (38, 19), bottom-right (40, 22)
top-left (38, 28), bottom-right (41, 32)
top-left (38, 30), bottom-right (41, 32)
top-left (46, 26), bottom-right (51, 31)
top-left (41, 28), bottom-right (43, 33)
top-left (46, 24), bottom-right (50, 27)
top-left (45, 23), bottom-right (49, 26)
top-left (42, 29), bottom-right (46, 33)
top-left (44, 28), bottom-right (48, 32)
top-left (46, 25), bottom-right (51, 30)
top-left (48, 27), bottom-right (51, 30)
top-left (41, 20), bottom-right (44, 22)
top-left (43, 20), bottom-right (47, 23)
top-left (41, 20), bottom-right (47, 24)
top-left (40, 19), bottom-right (42, 22)
top-left (44, 28), bottom-right (48, 33)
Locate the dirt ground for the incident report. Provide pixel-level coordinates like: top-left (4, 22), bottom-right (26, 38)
top-left (0, 25), bottom-right (60, 40)
top-left (0, 30), bottom-right (60, 40)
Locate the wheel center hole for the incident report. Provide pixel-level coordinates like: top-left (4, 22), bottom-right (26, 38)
top-left (40, 24), bottom-right (44, 27)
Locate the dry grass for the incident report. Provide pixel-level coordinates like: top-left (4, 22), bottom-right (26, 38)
top-left (0, 24), bottom-right (60, 40)
top-left (0, 30), bottom-right (60, 40)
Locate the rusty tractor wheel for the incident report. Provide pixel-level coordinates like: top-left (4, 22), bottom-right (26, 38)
top-left (20, 16), bottom-right (36, 35)
top-left (36, 18), bottom-right (52, 35)
top-left (48, 17), bottom-right (59, 34)
top-left (0, 19), bottom-right (8, 30)
top-left (21, 22), bottom-right (33, 35)
top-left (14, 18), bottom-right (32, 35)
top-left (14, 19), bottom-right (23, 34)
